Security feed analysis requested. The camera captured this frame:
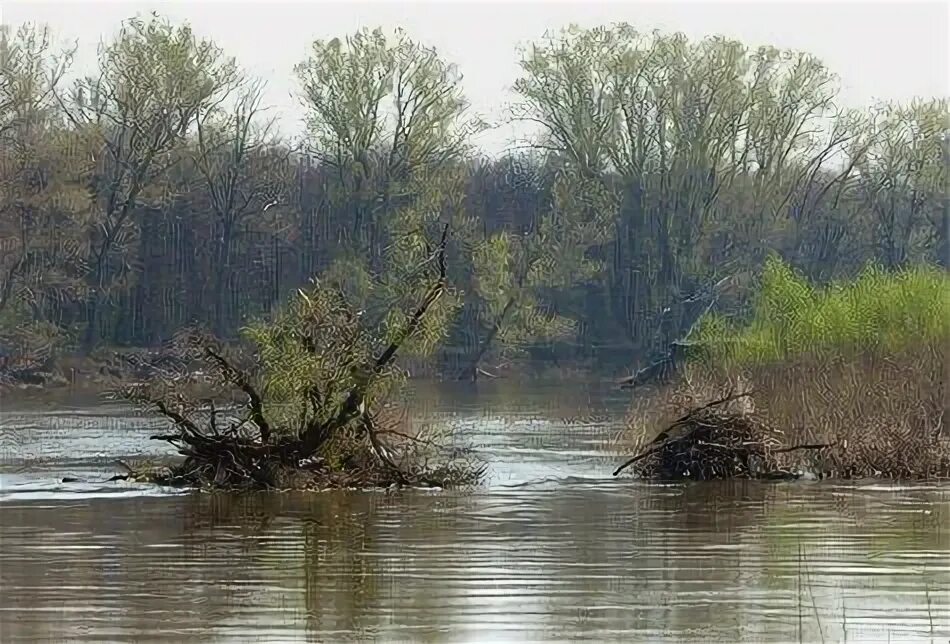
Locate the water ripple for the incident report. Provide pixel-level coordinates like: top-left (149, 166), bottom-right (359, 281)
top-left (1, 385), bottom-right (949, 642)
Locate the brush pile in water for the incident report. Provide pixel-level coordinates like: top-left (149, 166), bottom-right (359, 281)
top-left (614, 392), bottom-right (808, 480)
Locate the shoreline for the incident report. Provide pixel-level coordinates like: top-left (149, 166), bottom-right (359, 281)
top-left (0, 346), bottom-right (621, 405)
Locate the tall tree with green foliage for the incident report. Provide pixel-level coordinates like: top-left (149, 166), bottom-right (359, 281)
top-left (295, 27), bottom-right (487, 360)
top-left (855, 99), bottom-right (949, 269)
top-left (61, 14), bottom-right (240, 349)
top-left (513, 24), bottom-right (864, 358)
top-left (461, 158), bottom-right (617, 378)
top-left (0, 24), bottom-right (86, 330)
top-left (295, 27), bottom-right (483, 277)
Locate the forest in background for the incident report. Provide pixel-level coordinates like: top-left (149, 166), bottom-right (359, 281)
top-left (1, 16), bottom-right (947, 382)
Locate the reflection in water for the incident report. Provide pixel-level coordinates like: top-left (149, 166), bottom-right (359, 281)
top-left (1, 381), bottom-right (949, 642)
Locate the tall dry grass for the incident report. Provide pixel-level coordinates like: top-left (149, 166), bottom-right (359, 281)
top-left (621, 345), bottom-right (949, 479)
top-left (621, 258), bottom-right (950, 480)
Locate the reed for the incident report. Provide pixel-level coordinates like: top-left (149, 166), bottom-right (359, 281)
top-left (619, 259), bottom-right (950, 480)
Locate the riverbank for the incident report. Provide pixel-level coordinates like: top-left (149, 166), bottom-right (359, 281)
top-left (0, 345), bottom-right (616, 405)
top-left (620, 346), bottom-right (950, 480)
top-left (619, 261), bottom-right (950, 481)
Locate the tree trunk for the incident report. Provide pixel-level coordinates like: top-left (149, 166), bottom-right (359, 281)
top-left (213, 219), bottom-right (235, 337)
top-left (82, 275), bottom-right (103, 353)
top-left (463, 296), bottom-right (516, 381)
top-left (939, 136), bottom-right (950, 270)
top-left (0, 256), bottom-right (23, 317)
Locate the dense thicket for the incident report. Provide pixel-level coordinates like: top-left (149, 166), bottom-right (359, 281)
top-left (1, 17), bottom-right (947, 379)
top-left (617, 260), bottom-right (950, 481)
top-left (694, 257), bottom-right (950, 365)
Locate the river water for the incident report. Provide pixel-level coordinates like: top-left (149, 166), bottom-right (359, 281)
top-left (1, 380), bottom-right (948, 643)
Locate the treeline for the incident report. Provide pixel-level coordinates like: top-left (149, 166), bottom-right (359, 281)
top-left (1, 16), bottom-right (947, 378)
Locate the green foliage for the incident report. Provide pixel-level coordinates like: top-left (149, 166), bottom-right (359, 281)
top-left (373, 171), bottom-right (466, 359)
top-left (321, 251), bottom-right (377, 306)
top-left (857, 98), bottom-right (949, 267)
top-left (241, 283), bottom-right (378, 433)
top-left (472, 232), bottom-right (512, 310)
top-left (65, 14), bottom-right (240, 345)
top-left (76, 15), bottom-right (239, 136)
top-left (294, 26), bottom-right (484, 252)
top-left (1, 13), bottom-right (948, 373)
top-left (513, 23), bottom-right (862, 353)
top-left (695, 256), bottom-right (950, 366)
top-left (295, 27), bottom-right (474, 360)
top-left (463, 161), bottom-right (617, 368)
top-left (296, 28), bottom-right (484, 172)
top-left (498, 304), bottom-right (575, 348)
top-left (240, 230), bottom-right (453, 433)
top-left (0, 25), bottom-right (89, 322)
top-left (537, 166), bottom-right (616, 287)
top-left (0, 294), bottom-right (73, 370)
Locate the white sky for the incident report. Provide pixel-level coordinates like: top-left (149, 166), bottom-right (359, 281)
top-left (2, 0), bottom-right (948, 155)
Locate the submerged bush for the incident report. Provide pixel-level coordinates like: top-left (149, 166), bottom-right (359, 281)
top-left (118, 231), bottom-right (485, 490)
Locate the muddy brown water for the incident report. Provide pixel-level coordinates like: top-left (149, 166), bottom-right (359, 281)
top-left (1, 380), bottom-right (948, 643)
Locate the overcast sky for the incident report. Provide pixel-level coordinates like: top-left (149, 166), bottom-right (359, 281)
top-left (3, 1), bottom-right (947, 154)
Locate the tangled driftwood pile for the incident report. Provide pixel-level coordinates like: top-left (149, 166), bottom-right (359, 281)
top-left (614, 392), bottom-right (834, 480)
